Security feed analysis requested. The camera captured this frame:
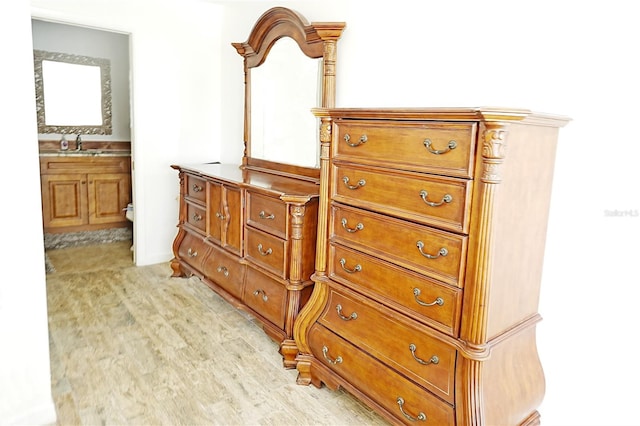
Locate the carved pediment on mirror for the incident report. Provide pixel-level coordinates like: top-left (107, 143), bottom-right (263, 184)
top-left (232, 7), bottom-right (345, 183)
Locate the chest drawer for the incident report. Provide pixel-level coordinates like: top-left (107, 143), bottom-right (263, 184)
top-left (319, 286), bottom-right (456, 403)
top-left (333, 164), bottom-right (472, 234)
top-left (329, 243), bottom-right (462, 337)
top-left (245, 227), bottom-right (287, 278)
top-left (334, 119), bottom-right (477, 178)
top-left (178, 231), bottom-right (210, 273)
top-left (331, 204), bottom-right (467, 287)
top-left (243, 268), bottom-right (287, 329)
top-left (185, 174), bottom-right (206, 202)
top-left (309, 323), bottom-right (455, 425)
top-left (203, 243), bottom-right (246, 300)
top-left (185, 200), bottom-right (206, 233)
top-left (246, 191), bottom-right (287, 238)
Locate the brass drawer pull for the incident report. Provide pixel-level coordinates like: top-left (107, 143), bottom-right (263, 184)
top-left (257, 243), bottom-right (273, 256)
top-left (344, 133), bottom-right (368, 147)
top-left (339, 258), bottom-right (362, 273)
top-left (215, 212), bottom-right (226, 220)
top-left (413, 288), bottom-right (444, 307)
top-left (187, 248), bottom-right (197, 258)
top-left (335, 304), bottom-right (358, 321)
top-left (192, 213), bottom-right (202, 222)
top-left (396, 397), bottom-right (427, 422)
top-left (409, 344), bottom-right (439, 365)
top-left (419, 190), bottom-right (452, 207)
top-left (259, 210), bottom-right (275, 220)
top-left (416, 241), bottom-right (448, 259)
top-left (423, 138), bottom-right (457, 155)
top-left (341, 218), bottom-right (364, 233)
top-left (342, 176), bottom-right (366, 190)
top-left (253, 289), bottom-right (268, 302)
top-left (322, 345), bottom-right (343, 365)
top-left (216, 266), bottom-right (229, 277)
top-left (191, 183), bottom-right (203, 192)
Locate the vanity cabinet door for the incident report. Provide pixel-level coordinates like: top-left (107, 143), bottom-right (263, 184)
top-left (88, 173), bottom-right (131, 225)
top-left (41, 173), bottom-right (87, 228)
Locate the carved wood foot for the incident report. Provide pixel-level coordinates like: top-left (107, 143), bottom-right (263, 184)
top-left (279, 339), bottom-right (298, 369)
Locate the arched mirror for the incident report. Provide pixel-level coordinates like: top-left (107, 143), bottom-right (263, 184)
top-left (232, 7), bottom-right (345, 181)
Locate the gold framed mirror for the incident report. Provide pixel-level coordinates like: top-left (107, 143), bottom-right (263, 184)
top-left (232, 7), bottom-right (345, 181)
top-left (34, 49), bottom-right (112, 135)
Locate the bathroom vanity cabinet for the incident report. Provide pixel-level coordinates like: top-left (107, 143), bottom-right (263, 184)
top-left (40, 154), bottom-right (131, 233)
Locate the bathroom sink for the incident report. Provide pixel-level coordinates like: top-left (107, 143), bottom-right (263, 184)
top-left (54, 149), bottom-right (103, 156)
top-left (39, 149), bottom-right (130, 157)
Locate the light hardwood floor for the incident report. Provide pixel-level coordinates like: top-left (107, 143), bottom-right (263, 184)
top-left (45, 241), bottom-right (388, 425)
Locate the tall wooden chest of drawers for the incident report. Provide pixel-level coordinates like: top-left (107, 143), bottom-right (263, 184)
top-left (170, 163), bottom-right (318, 367)
top-left (294, 108), bottom-right (569, 425)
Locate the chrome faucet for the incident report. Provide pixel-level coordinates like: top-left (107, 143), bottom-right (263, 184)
top-left (75, 134), bottom-right (82, 151)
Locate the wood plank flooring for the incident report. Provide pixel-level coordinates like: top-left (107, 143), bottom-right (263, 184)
top-left (45, 242), bottom-right (388, 425)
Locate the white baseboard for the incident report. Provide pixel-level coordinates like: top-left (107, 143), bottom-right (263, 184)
top-left (3, 398), bottom-right (56, 426)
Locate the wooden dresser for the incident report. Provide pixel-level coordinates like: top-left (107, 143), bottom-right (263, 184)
top-left (294, 108), bottom-right (569, 425)
top-left (170, 164), bottom-right (319, 367)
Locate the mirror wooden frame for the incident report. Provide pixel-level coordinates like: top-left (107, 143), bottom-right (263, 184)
top-left (232, 7), bottom-right (345, 182)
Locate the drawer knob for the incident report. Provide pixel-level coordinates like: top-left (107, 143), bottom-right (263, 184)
top-left (187, 248), bottom-right (197, 258)
top-left (192, 213), bottom-right (202, 222)
top-left (413, 288), bottom-right (445, 307)
top-left (341, 218), bottom-right (364, 233)
top-left (335, 304), bottom-right (358, 321)
top-left (342, 176), bottom-right (366, 190)
top-left (215, 211), bottom-right (226, 220)
top-left (396, 397), bottom-right (427, 422)
top-left (339, 258), bottom-right (362, 274)
top-left (343, 133), bottom-right (368, 147)
top-left (419, 190), bottom-right (453, 207)
top-left (257, 243), bottom-right (273, 256)
top-left (253, 289), bottom-right (268, 302)
top-left (259, 210), bottom-right (275, 220)
top-left (409, 344), bottom-right (439, 366)
top-left (216, 265), bottom-right (229, 277)
top-left (423, 138), bottom-right (457, 155)
top-left (322, 345), bottom-right (343, 365)
top-left (191, 183), bottom-right (203, 192)
top-left (416, 241), bottom-right (448, 259)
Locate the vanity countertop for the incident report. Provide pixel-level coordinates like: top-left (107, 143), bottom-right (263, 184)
top-left (39, 150), bottom-right (131, 157)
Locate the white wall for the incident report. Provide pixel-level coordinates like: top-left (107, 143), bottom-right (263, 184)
top-left (220, 1), bottom-right (640, 425)
top-left (0, 1), bottom-right (56, 424)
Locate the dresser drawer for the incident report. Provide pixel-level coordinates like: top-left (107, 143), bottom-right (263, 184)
top-left (185, 174), bottom-right (206, 203)
top-left (334, 119), bottom-right (477, 178)
top-left (203, 243), bottom-right (246, 300)
top-left (244, 268), bottom-right (287, 329)
top-left (246, 191), bottom-right (287, 238)
top-left (185, 200), bottom-right (206, 233)
top-left (178, 230), bottom-right (209, 273)
top-left (331, 204), bottom-right (467, 287)
top-left (245, 227), bottom-right (287, 278)
top-left (319, 286), bottom-right (456, 403)
top-left (333, 163), bottom-right (472, 233)
top-left (309, 323), bottom-right (455, 425)
top-left (329, 243), bottom-right (462, 337)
